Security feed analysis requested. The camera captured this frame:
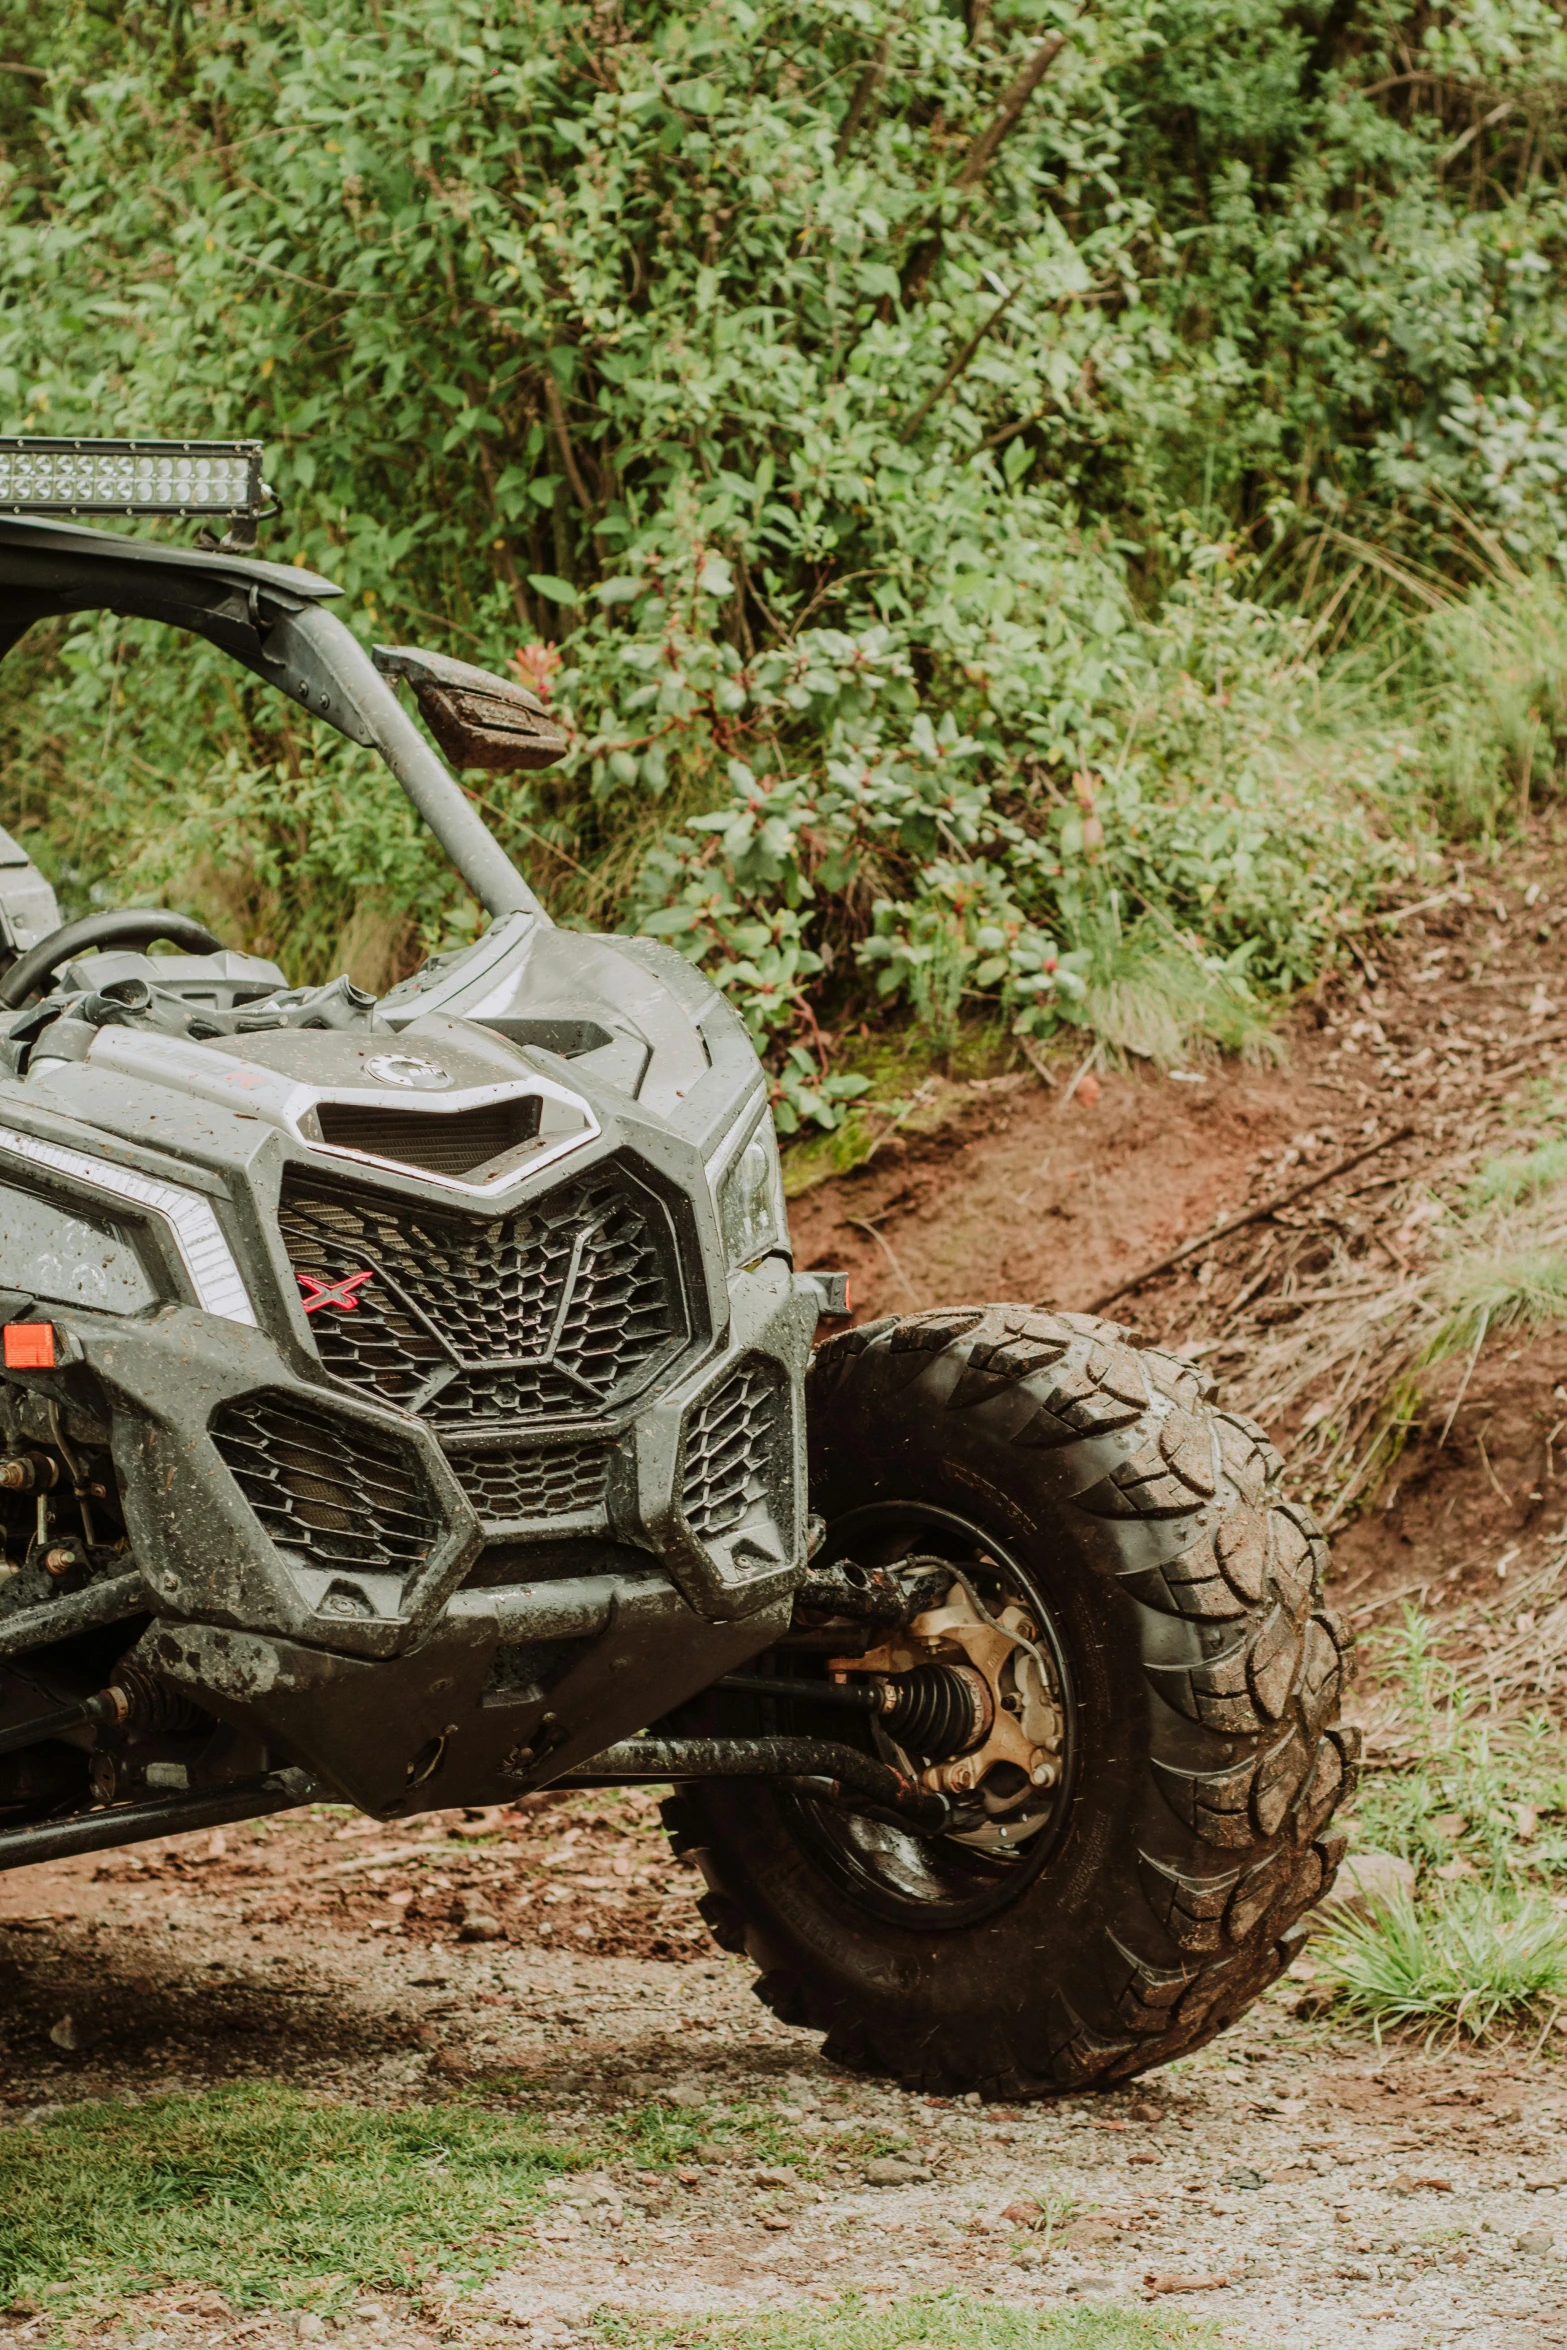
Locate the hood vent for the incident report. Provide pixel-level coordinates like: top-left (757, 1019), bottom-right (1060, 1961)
top-left (311, 1096), bottom-right (542, 1181)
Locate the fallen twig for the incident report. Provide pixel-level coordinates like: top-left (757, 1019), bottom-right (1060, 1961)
top-left (844, 1214), bottom-right (923, 1308)
top-left (1086, 1124), bottom-right (1415, 1314)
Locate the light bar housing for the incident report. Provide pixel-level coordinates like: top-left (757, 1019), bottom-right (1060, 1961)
top-left (0, 437), bottom-right (267, 518)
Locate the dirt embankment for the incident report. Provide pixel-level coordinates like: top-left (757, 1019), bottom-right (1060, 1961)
top-left (789, 844), bottom-right (1567, 1619)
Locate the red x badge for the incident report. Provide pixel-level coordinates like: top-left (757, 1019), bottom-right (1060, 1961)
top-left (296, 1269), bottom-right (376, 1315)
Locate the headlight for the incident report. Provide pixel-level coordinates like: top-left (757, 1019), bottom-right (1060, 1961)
top-left (0, 1182), bottom-right (156, 1316)
top-left (0, 1131), bottom-right (256, 1326)
top-left (712, 1102), bottom-right (789, 1273)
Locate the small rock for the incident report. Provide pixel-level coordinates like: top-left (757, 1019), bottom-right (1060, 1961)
top-left (1001, 2199), bottom-right (1041, 2226)
top-left (457, 1910), bottom-right (504, 1943)
top-left (47, 2014), bottom-right (87, 2053)
top-left (693, 2140), bottom-right (730, 2163)
top-left (1515, 2230), bottom-right (1557, 2256)
top-left (1220, 2166), bottom-right (1266, 2191)
top-left (752, 2166), bottom-right (793, 2188)
top-left (1144, 2272), bottom-right (1229, 2296)
top-left (291, 2318), bottom-right (324, 2342)
top-left (666, 2078), bottom-right (709, 2109)
top-left (865, 2156), bottom-right (932, 2186)
top-left (1130, 2101), bottom-right (1163, 2123)
top-left (1315, 1850), bottom-right (1416, 1924)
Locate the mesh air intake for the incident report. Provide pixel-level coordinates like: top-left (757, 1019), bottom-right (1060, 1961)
top-left (211, 1390), bottom-right (439, 1575)
top-left (313, 1097), bottom-right (541, 1180)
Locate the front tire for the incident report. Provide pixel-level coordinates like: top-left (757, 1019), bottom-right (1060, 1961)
top-left (662, 1305), bottom-right (1357, 2095)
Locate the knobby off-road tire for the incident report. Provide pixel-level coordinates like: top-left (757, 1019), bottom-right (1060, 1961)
top-left (660, 1305), bottom-right (1358, 2095)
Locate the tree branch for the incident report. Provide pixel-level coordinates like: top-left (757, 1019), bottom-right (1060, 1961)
top-left (544, 372), bottom-right (595, 511)
top-left (900, 29), bottom-right (1070, 301)
top-left (834, 32), bottom-right (890, 163)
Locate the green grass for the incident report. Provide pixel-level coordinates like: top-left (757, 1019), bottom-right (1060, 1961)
top-left (0, 2101), bottom-right (1239, 2350)
top-left (1320, 1609), bottom-right (1567, 2041)
top-left (0, 2084), bottom-right (578, 2313)
top-left (1317, 1889), bottom-right (1567, 2042)
top-left (594, 2297), bottom-right (1239, 2350)
top-left (779, 1014), bottom-right (1019, 1195)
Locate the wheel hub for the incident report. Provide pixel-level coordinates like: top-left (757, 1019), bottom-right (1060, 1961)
top-left (829, 1568), bottom-right (1066, 1802)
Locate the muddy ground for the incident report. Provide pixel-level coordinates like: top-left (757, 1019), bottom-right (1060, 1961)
top-left (7, 851), bottom-right (1567, 2349)
top-left (1, 1797), bottom-right (1565, 2350)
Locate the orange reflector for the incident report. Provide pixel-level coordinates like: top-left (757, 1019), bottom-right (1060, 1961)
top-left (3, 1324), bottom-right (55, 1370)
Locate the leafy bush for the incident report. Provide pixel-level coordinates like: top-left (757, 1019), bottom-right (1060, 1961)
top-left (5, 0), bottom-right (1567, 1104)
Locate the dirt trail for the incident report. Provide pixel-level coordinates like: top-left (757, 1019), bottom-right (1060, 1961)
top-left (790, 843), bottom-right (1567, 1611)
top-left (1, 1802), bottom-right (1565, 2350)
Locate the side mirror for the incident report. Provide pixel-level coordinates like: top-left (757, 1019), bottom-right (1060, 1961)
top-left (372, 644), bottom-right (568, 773)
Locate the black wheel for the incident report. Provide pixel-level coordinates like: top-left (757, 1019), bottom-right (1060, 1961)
top-left (661, 1304), bottom-right (1357, 2096)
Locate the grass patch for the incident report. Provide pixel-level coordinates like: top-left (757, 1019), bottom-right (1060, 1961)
top-left (0, 2084), bottom-right (578, 2313)
top-left (1348, 1610), bottom-right (1567, 1887)
top-left (1317, 1889), bottom-right (1567, 2042)
top-left (779, 1015), bottom-right (1019, 1196)
top-left (594, 2295), bottom-right (1236, 2350)
top-left (1318, 1608), bottom-right (1567, 2041)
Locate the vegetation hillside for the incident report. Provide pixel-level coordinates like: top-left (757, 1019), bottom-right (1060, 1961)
top-left (4, 0), bottom-right (1567, 1122)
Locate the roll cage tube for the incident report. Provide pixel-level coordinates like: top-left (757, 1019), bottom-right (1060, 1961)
top-left (0, 513), bottom-right (546, 925)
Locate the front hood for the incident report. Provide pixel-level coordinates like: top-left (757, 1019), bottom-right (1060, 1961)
top-left (52, 1016), bottom-right (600, 1198)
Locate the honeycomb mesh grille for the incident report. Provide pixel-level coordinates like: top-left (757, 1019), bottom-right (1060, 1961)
top-left (277, 1163), bottom-right (684, 1427)
top-left (681, 1355), bottom-right (790, 1543)
top-left (211, 1391), bottom-right (439, 1575)
top-left (451, 1441), bottom-right (609, 1523)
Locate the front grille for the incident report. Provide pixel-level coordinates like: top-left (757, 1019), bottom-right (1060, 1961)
top-left (278, 1163), bottom-right (685, 1427)
top-left (451, 1440), bottom-right (609, 1523)
top-left (681, 1355), bottom-right (791, 1543)
top-left (211, 1391), bottom-right (439, 1575)
top-left (313, 1097), bottom-right (541, 1181)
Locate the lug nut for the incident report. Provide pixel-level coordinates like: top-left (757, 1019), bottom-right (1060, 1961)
top-left (941, 1756), bottom-right (982, 1793)
top-left (44, 1545), bottom-right (80, 1577)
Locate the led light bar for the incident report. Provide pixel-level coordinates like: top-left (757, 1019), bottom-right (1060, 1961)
top-left (0, 436), bottom-right (267, 517)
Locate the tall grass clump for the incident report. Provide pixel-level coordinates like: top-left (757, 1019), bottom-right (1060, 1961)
top-left (1320, 1889), bottom-right (1567, 2043)
top-left (1318, 1610), bottom-right (1567, 2041)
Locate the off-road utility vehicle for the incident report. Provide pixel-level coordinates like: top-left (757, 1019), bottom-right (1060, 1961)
top-left (0, 437), bottom-right (1355, 2093)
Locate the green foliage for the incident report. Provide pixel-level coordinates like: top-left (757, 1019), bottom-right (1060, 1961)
top-left (7, 0), bottom-right (1567, 1097)
top-left (1429, 1079), bottom-right (1567, 1352)
top-left (1350, 1610), bottom-right (1567, 1889)
top-left (0, 2085), bottom-right (574, 2311)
